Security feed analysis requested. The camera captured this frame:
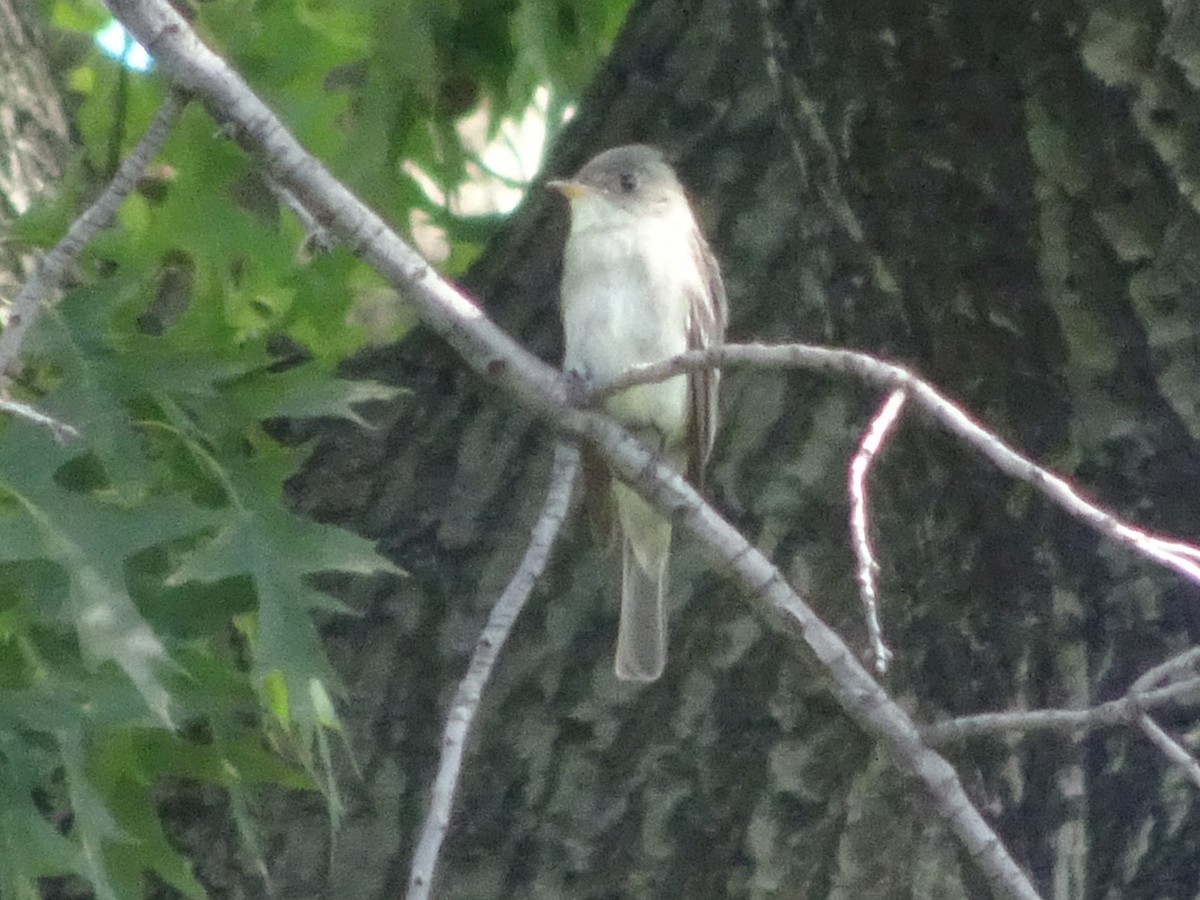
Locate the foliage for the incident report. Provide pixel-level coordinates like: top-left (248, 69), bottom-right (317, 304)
top-left (4, 0), bottom-right (632, 896)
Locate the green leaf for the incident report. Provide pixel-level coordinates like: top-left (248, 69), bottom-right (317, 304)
top-left (169, 442), bottom-right (400, 741)
top-left (0, 421), bottom-right (217, 723)
top-left (85, 731), bottom-right (207, 900)
top-left (59, 727), bottom-right (125, 900)
top-left (9, 171), bottom-right (86, 247)
top-left (50, 0), bottom-right (112, 35)
top-left (224, 365), bottom-right (401, 427)
top-left (0, 732), bottom-right (86, 898)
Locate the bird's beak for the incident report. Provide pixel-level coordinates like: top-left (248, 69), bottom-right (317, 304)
top-left (547, 179), bottom-right (591, 202)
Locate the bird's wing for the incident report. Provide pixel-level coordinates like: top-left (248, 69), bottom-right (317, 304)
top-left (686, 227), bottom-right (728, 486)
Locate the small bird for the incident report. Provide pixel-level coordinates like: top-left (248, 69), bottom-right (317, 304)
top-left (549, 145), bottom-right (727, 681)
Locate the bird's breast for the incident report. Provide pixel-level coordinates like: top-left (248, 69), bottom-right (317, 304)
top-left (560, 217), bottom-right (699, 440)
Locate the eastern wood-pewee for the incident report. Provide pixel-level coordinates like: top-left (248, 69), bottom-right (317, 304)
top-left (550, 145), bottom-right (728, 682)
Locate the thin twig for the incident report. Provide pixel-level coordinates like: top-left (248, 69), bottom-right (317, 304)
top-left (1130, 646), bottom-right (1200, 789)
top-left (1131, 646), bottom-right (1200, 693)
top-left (406, 442), bottom-right (579, 900)
top-left (0, 399), bottom-right (79, 442)
top-left (849, 388), bottom-right (905, 673)
top-left (1135, 714), bottom-right (1200, 789)
top-left (923, 649), bottom-right (1200, 745)
top-left (924, 675), bottom-right (1200, 743)
top-left (595, 344), bottom-right (1200, 588)
top-left (0, 91), bottom-right (186, 378)
top-left (266, 178), bottom-right (335, 255)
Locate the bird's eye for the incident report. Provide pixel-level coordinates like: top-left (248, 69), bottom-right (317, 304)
top-left (618, 172), bottom-right (638, 193)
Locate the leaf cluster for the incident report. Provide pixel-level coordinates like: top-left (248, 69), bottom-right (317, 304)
top-left (4, 128), bottom-right (400, 896)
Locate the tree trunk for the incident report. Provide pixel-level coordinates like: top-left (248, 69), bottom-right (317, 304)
top-left (0, 0), bottom-right (72, 307)
top-left (272, 0), bottom-right (1200, 898)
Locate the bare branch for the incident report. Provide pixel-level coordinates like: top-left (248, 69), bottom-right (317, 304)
top-left (406, 443), bottom-right (579, 900)
top-left (597, 344), bottom-right (1200, 588)
top-left (849, 388), bottom-right (905, 674)
top-left (0, 91), bottom-right (186, 379)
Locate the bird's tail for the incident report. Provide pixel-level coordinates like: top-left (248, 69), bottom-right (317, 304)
top-left (613, 482), bottom-right (671, 681)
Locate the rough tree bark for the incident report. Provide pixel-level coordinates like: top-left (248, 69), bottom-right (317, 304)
top-left (242, 0), bottom-right (1200, 898)
top-left (0, 0), bottom-right (72, 308)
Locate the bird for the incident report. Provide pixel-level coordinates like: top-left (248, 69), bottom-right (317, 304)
top-left (549, 144), bottom-right (727, 681)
